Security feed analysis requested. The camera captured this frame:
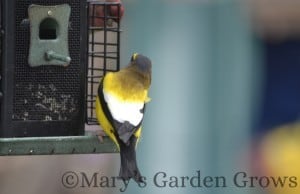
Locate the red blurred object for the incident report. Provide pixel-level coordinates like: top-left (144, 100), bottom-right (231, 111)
top-left (107, 0), bottom-right (124, 21)
top-left (89, 0), bottom-right (124, 27)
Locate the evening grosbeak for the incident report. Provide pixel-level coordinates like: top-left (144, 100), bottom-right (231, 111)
top-left (95, 53), bottom-right (152, 183)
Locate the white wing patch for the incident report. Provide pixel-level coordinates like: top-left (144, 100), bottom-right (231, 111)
top-left (103, 91), bottom-right (144, 126)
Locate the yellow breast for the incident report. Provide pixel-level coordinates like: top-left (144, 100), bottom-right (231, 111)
top-left (103, 72), bottom-right (150, 103)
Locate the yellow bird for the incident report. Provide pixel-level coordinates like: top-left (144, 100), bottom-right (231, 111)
top-left (95, 53), bottom-right (152, 183)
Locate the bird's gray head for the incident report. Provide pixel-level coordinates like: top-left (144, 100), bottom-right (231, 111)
top-left (130, 53), bottom-right (152, 75)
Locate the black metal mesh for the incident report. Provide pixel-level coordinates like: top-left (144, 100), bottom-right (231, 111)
top-left (0, 0), bottom-right (2, 101)
top-left (0, 1), bottom-right (2, 93)
top-left (13, 0), bottom-right (82, 121)
top-left (86, 1), bottom-right (121, 125)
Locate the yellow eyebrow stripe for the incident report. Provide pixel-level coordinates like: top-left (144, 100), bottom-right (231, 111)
top-left (133, 53), bottom-right (138, 60)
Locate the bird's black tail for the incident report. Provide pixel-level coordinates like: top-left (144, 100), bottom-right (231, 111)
top-left (119, 136), bottom-right (144, 183)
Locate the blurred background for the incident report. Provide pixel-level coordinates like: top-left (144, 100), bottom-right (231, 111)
top-left (0, 0), bottom-right (300, 194)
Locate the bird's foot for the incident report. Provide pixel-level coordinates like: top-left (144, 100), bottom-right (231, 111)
top-left (95, 130), bottom-right (106, 143)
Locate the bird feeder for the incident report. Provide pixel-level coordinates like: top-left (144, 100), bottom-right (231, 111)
top-left (0, 0), bottom-right (121, 155)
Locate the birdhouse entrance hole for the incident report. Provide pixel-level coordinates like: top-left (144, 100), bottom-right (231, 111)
top-left (39, 18), bottom-right (58, 40)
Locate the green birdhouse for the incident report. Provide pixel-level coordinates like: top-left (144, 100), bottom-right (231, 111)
top-left (28, 4), bottom-right (71, 67)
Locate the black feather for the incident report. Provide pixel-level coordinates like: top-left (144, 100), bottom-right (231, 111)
top-left (97, 79), bottom-right (115, 127)
top-left (118, 135), bottom-right (144, 183)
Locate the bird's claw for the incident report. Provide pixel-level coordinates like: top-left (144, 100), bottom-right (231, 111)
top-left (95, 130), bottom-right (106, 143)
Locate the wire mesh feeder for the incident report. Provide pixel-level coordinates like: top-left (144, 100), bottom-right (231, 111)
top-left (86, 1), bottom-right (121, 125)
top-left (0, 1), bottom-right (121, 155)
